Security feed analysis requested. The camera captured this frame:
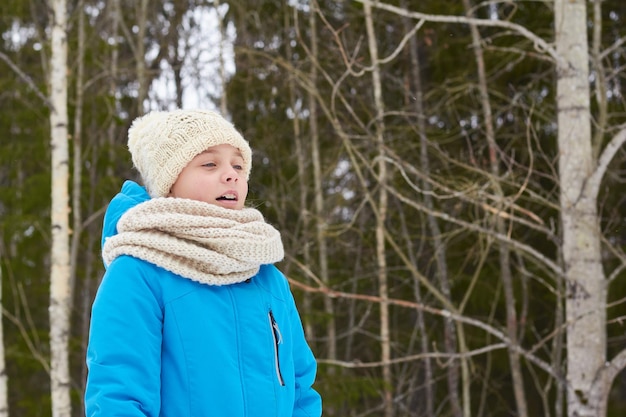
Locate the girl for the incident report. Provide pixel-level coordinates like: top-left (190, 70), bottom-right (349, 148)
top-left (85, 109), bottom-right (322, 417)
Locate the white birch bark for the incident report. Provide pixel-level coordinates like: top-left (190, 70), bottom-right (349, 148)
top-left (554, 1), bottom-right (606, 416)
top-left (48, 0), bottom-right (71, 415)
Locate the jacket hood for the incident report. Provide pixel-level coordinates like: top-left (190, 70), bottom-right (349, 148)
top-left (101, 180), bottom-right (151, 252)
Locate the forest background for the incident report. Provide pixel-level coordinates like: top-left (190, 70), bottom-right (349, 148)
top-left (1, 0), bottom-right (626, 416)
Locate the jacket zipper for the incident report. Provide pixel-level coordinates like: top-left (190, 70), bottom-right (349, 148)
top-left (268, 310), bottom-right (285, 386)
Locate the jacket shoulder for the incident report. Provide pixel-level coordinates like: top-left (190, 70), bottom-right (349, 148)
top-left (101, 181), bottom-right (150, 248)
top-left (102, 255), bottom-right (198, 306)
top-left (253, 264), bottom-right (292, 302)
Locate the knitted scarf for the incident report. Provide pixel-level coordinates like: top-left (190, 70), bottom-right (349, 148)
top-left (102, 197), bottom-right (284, 286)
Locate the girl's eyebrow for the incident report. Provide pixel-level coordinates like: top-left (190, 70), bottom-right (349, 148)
top-left (199, 149), bottom-right (244, 158)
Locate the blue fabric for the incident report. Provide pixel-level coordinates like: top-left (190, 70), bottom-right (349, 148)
top-left (85, 181), bottom-right (322, 417)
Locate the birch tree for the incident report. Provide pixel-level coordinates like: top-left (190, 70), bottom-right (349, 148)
top-left (48, 0), bottom-right (71, 415)
top-left (555, 0), bottom-right (626, 415)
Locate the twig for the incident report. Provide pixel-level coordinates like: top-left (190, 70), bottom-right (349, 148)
top-left (0, 51), bottom-right (51, 108)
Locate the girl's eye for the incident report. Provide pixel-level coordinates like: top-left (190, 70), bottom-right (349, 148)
top-left (202, 162), bottom-right (216, 168)
top-left (233, 164), bottom-right (243, 171)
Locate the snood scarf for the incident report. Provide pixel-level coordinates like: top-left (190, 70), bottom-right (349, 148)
top-left (102, 198), bottom-right (284, 286)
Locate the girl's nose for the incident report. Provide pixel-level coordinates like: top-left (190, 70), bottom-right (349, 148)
top-left (222, 166), bottom-right (239, 182)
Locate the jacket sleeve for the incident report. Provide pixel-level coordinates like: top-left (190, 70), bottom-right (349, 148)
top-left (286, 285), bottom-right (323, 417)
top-left (85, 257), bottom-right (164, 417)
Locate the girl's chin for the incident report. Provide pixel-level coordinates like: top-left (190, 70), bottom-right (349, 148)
top-left (213, 200), bottom-right (242, 210)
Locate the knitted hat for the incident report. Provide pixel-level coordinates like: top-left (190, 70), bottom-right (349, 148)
top-left (127, 109), bottom-right (252, 198)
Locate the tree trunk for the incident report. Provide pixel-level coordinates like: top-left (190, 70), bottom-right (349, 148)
top-left (462, 1), bottom-right (528, 416)
top-left (363, 3), bottom-right (392, 416)
top-left (554, 1), bottom-right (606, 416)
top-left (70, 0), bottom-right (85, 315)
top-left (48, 0), bottom-right (71, 415)
top-left (402, 4), bottom-right (436, 415)
top-left (135, 0), bottom-right (149, 113)
top-left (0, 260), bottom-right (8, 417)
top-left (283, 1), bottom-right (316, 345)
top-left (106, 0), bottom-right (120, 178)
top-left (71, 1), bottom-right (87, 412)
top-left (307, 3), bottom-right (336, 367)
top-left (216, 0), bottom-right (228, 115)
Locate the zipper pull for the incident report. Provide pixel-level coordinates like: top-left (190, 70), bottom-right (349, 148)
top-left (268, 309), bottom-right (285, 386)
top-left (270, 310), bottom-right (283, 345)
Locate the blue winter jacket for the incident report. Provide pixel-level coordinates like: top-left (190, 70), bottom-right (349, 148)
top-left (85, 181), bottom-right (322, 417)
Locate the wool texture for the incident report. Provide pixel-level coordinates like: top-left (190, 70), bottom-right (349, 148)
top-left (102, 198), bottom-right (284, 286)
top-left (128, 109), bottom-right (252, 198)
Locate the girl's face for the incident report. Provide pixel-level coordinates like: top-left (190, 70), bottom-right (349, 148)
top-left (169, 144), bottom-right (248, 210)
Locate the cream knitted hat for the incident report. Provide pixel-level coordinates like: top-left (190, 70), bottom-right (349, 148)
top-left (127, 109), bottom-right (252, 197)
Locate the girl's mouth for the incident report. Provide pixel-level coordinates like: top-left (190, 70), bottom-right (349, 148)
top-left (216, 193), bottom-right (237, 201)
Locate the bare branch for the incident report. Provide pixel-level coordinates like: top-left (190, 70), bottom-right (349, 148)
top-left (2, 308), bottom-right (50, 374)
top-left (353, 0), bottom-right (563, 66)
top-left (286, 275), bottom-right (561, 383)
top-left (587, 126), bottom-right (626, 201)
top-left (318, 343), bottom-right (508, 368)
top-left (0, 51), bottom-right (51, 107)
